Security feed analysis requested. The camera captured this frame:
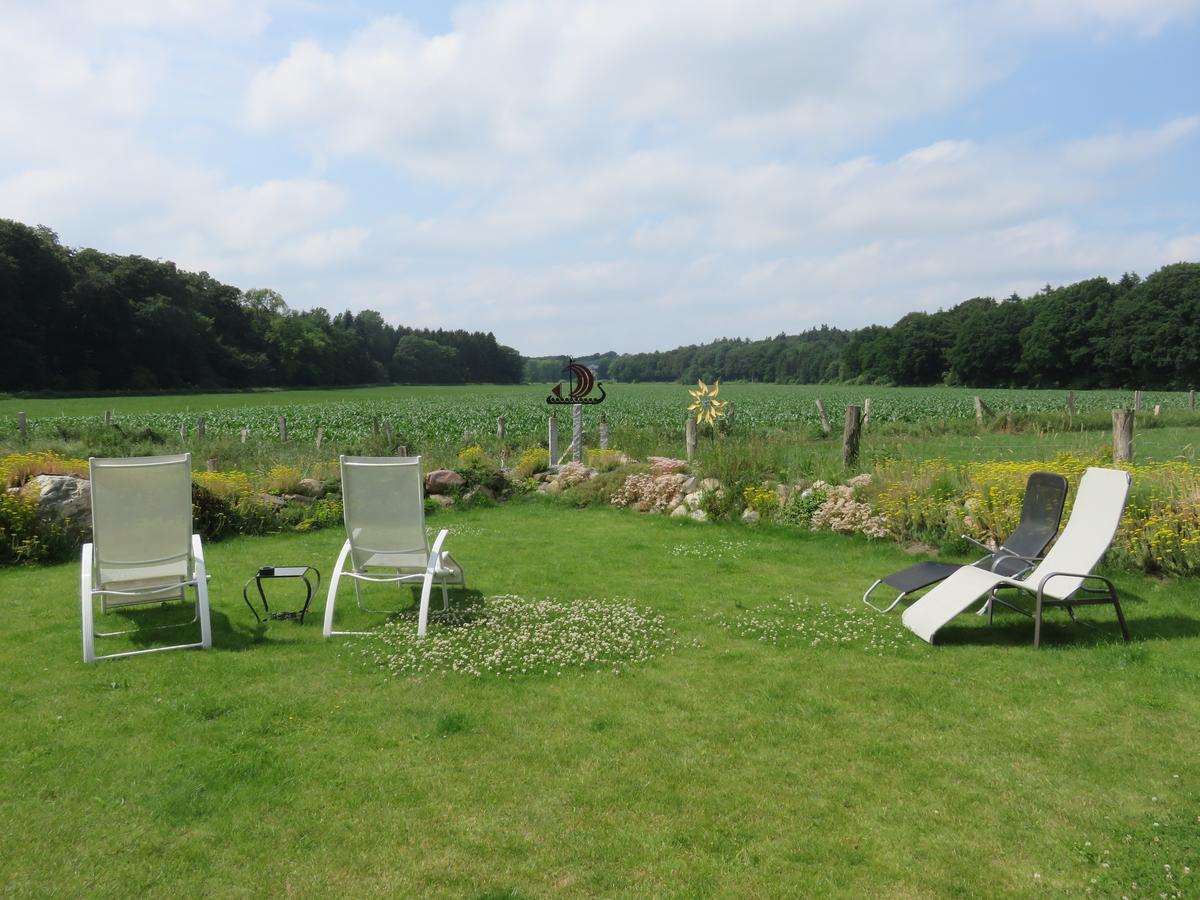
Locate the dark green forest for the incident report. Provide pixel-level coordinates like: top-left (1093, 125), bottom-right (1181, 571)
top-left (0, 220), bottom-right (523, 391)
top-left (3, 219), bottom-right (1197, 392)
top-left (590, 263), bottom-right (1200, 389)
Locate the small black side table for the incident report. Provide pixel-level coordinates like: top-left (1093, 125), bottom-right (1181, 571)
top-left (243, 565), bottom-right (321, 623)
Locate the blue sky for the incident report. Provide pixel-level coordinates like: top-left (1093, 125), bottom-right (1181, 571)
top-left (2, 0), bottom-right (1198, 356)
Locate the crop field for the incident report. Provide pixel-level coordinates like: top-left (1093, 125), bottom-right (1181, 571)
top-left (0, 383), bottom-right (1192, 448)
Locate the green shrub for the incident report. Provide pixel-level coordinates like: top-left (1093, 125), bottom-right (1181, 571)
top-left (778, 487), bottom-right (828, 527)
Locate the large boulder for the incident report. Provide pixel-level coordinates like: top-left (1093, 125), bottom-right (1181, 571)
top-left (296, 478), bottom-right (325, 498)
top-left (425, 469), bottom-right (465, 495)
top-left (26, 475), bottom-right (91, 523)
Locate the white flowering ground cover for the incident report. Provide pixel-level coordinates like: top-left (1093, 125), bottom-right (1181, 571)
top-left (358, 595), bottom-right (677, 677)
top-left (719, 594), bottom-right (912, 655)
top-left (1, 501), bottom-right (1198, 898)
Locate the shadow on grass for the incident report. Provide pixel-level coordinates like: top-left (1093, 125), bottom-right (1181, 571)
top-left (382, 587), bottom-right (488, 628)
top-left (100, 602), bottom-right (268, 652)
top-left (935, 608), bottom-right (1200, 649)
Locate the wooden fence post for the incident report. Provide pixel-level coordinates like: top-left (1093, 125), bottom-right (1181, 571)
top-left (179, 421), bottom-right (188, 442)
top-left (17, 412), bottom-right (27, 443)
top-left (372, 415), bottom-right (381, 436)
top-left (1134, 390), bottom-right (1143, 411)
top-left (572, 403), bottom-right (583, 463)
top-left (1112, 409), bottom-right (1134, 463)
top-left (599, 413), bottom-right (609, 450)
top-left (1190, 389), bottom-right (1196, 411)
top-left (974, 396), bottom-right (986, 427)
top-left (240, 428), bottom-right (249, 444)
top-left (862, 398), bottom-right (871, 429)
top-left (383, 419), bottom-right (394, 446)
top-left (548, 412), bottom-right (559, 465)
top-left (842, 405), bottom-right (862, 469)
top-left (104, 410), bottom-right (112, 427)
top-left (197, 416), bottom-right (206, 441)
top-left (815, 399), bottom-right (831, 437)
top-left (685, 416), bottom-right (697, 461)
top-left (496, 415), bottom-right (506, 441)
top-left (1067, 391), bottom-right (1075, 417)
top-left (725, 401), bottom-right (736, 429)
top-left (315, 426), bottom-right (324, 450)
top-left (1153, 404), bottom-right (1162, 417)
top-left (205, 458), bottom-right (216, 473)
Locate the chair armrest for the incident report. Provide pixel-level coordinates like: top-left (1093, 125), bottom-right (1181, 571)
top-left (992, 548), bottom-right (1045, 567)
top-left (1034, 570), bottom-right (1114, 599)
top-left (961, 534), bottom-right (995, 554)
top-left (426, 528), bottom-right (449, 569)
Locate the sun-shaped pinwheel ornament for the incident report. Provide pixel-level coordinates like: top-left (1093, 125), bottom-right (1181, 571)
top-left (687, 379), bottom-right (728, 427)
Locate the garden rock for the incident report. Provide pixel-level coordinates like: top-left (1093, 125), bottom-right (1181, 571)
top-left (297, 478), bottom-right (325, 498)
top-left (428, 494), bottom-right (454, 508)
top-left (688, 509), bottom-right (708, 522)
top-left (700, 477), bottom-right (721, 492)
top-left (464, 486), bottom-right (495, 504)
top-left (670, 503), bottom-right (689, 518)
top-left (684, 491), bottom-right (703, 511)
top-left (256, 493), bottom-right (287, 510)
top-left (27, 475), bottom-right (91, 523)
top-left (741, 509), bottom-right (760, 525)
top-left (281, 493), bottom-right (315, 506)
top-left (425, 469), bottom-right (465, 495)
top-left (681, 475), bottom-right (699, 494)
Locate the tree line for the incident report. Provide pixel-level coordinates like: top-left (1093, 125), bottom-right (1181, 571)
top-left (0, 219), bottom-right (523, 391)
top-left (599, 264), bottom-right (1200, 389)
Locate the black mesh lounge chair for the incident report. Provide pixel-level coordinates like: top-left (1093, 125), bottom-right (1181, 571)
top-left (863, 471), bottom-right (1069, 613)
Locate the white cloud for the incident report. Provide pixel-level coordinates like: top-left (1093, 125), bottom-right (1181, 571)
top-left (245, 2), bottom-right (1002, 179)
top-left (997, 0), bottom-right (1200, 35)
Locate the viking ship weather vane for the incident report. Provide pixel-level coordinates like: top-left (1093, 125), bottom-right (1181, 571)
top-left (547, 358), bottom-right (606, 405)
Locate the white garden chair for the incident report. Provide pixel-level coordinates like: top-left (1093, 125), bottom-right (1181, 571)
top-left (901, 466), bottom-right (1132, 648)
top-left (323, 456), bottom-right (465, 638)
top-left (81, 453), bottom-right (212, 663)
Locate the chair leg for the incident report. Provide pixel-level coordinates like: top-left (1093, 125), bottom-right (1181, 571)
top-left (323, 541), bottom-right (352, 638)
top-left (1113, 598), bottom-right (1131, 642)
top-left (418, 570), bottom-right (434, 638)
top-left (1034, 590), bottom-right (1044, 650)
top-left (192, 535), bottom-right (212, 650)
top-left (81, 544), bottom-right (96, 664)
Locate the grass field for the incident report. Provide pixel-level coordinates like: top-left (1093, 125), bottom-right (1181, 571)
top-left (2, 500), bottom-right (1197, 897)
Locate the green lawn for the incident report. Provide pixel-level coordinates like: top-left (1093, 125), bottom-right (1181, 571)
top-left (2, 501), bottom-right (1198, 897)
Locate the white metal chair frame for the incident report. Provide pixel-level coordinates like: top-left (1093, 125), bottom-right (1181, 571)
top-left (323, 456), bottom-right (465, 639)
top-left (81, 454), bottom-right (212, 663)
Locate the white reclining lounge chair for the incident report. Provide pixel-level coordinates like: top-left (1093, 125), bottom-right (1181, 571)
top-left (902, 466), bottom-right (1131, 648)
top-left (81, 453), bottom-right (212, 663)
top-left (323, 456), bottom-right (465, 638)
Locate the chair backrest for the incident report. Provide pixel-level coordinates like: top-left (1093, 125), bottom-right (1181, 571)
top-left (89, 454), bottom-right (194, 586)
top-left (991, 472), bottom-right (1069, 576)
top-left (340, 456), bottom-right (428, 569)
top-left (1026, 467), bottom-right (1131, 598)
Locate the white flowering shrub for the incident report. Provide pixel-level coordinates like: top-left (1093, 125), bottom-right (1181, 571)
top-left (358, 595), bottom-right (677, 678)
top-left (647, 456), bottom-right (688, 476)
top-left (808, 482), bottom-right (890, 539)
